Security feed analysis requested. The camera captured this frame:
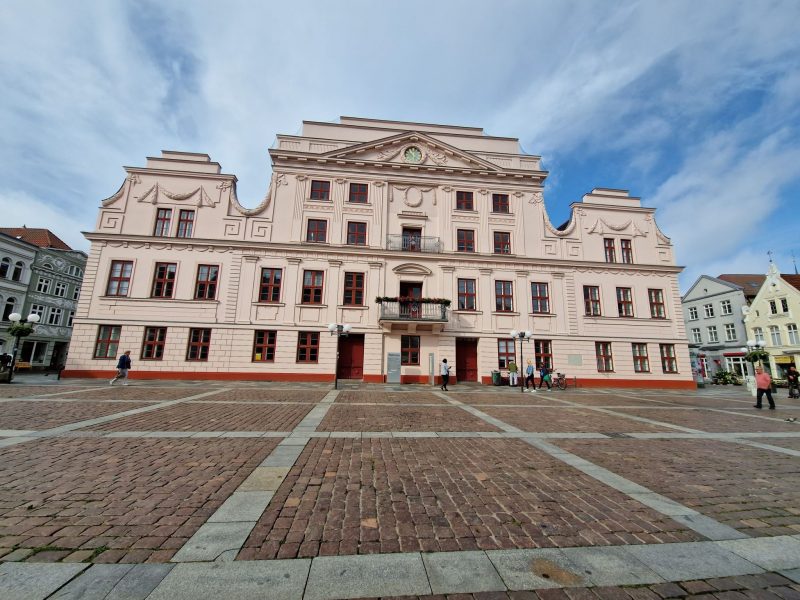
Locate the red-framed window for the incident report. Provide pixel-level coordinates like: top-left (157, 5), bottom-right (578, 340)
top-left (151, 262), bottom-right (177, 298)
top-left (493, 232), bottom-right (511, 254)
top-left (456, 190), bottom-right (474, 210)
top-left (497, 339), bottom-right (515, 369)
top-left (604, 238), bottom-right (616, 263)
top-left (141, 327), bottom-right (167, 360)
top-left (457, 229), bottom-right (475, 252)
top-left (297, 331), bottom-right (319, 362)
top-left (660, 344), bottom-right (678, 373)
top-left (302, 270), bottom-right (324, 304)
top-left (194, 265), bottom-right (218, 300)
top-left (458, 278), bottom-right (476, 311)
top-left (176, 210), bottom-right (195, 238)
top-left (492, 193), bottom-right (510, 213)
top-left (310, 180), bottom-right (330, 200)
top-left (259, 268), bottom-right (282, 303)
top-left (616, 287), bottom-right (634, 317)
top-left (584, 285), bottom-right (601, 316)
top-left (349, 183), bottom-right (368, 203)
top-left (186, 328), bottom-right (211, 361)
top-left (534, 340), bottom-right (553, 370)
top-left (307, 219), bottom-right (327, 243)
top-left (621, 239), bottom-right (633, 264)
top-left (595, 342), bottom-right (613, 372)
top-left (154, 208), bottom-right (172, 236)
top-left (648, 288), bottom-right (666, 319)
top-left (401, 335), bottom-right (420, 365)
top-left (93, 325), bottom-right (121, 359)
top-left (346, 222), bottom-right (367, 246)
top-left (495, 280), bottom-right (513, 312)
top-left (531, 282), bottom-right (550, 314)
top-left (253, 330), bottom-right (276, 362)
top-left (343, 272), bottom-right (364, 306)
top-left (632, 343), bottom-right (650, 373)
top-left (106, 261), bottom-right (133, 297)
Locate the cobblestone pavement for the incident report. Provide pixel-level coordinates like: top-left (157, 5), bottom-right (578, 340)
top-left (0, 379), bottom-right (799, 599)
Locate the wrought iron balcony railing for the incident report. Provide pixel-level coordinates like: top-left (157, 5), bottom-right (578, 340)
top-left (386, 235), bottom-right (442, 253)
top-left (379, 300), bottom-right (449, 322)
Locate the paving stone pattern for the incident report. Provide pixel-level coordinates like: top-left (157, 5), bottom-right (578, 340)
top-left (47, 387), bottom-right (203, 401)
top-left (0, 437), bottom-right (277, 563)
top-left (609, 409), bottom-right (800, 433)
top-left (0, 401), bottom-right (151, 430)
top-left (336, 391), bottom-right (451, 404)
top-left (449, 393), bottom-right (573, 406)
top-left (83, 402), bottom-right (313, 431)
top-left (319, 405), bottom-right (502, 432)
top-left (198, 389), bottom-right (328, 403)
top-left (239, 438), bottom-right (699, 560)
top-left (0, 386), bottom-right (90, 399)
top-left (555, 439), bottom-right (800, 537)
top-left (478, 407), bottom-right (674, 433)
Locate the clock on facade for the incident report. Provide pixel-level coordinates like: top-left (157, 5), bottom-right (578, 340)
top-left (403, 146), bottom-right (423, 164)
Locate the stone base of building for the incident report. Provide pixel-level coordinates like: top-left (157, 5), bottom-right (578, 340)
top-left (61, 369), bottom-right (695, 388)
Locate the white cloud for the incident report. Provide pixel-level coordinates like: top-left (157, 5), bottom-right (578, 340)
top-left (0, 190), bottom-right (92, 252)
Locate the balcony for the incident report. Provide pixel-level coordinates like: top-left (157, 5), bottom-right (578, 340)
top-left (378, 299), bottom-right (449, 333)
top-left (386, 235), bottom-right (442, 253)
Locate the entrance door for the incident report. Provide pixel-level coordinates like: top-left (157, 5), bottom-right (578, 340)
top-left (337, 334), bottom-right (364, 379)
top-left (456, 338), bottom-right (478, 382)
top-left (399, 281), bottom-right (422, 318)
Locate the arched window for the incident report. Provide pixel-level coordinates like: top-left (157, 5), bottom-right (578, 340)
top-left (0, 257), bottom-right (10, 278)
top-left (12, 261), bottom-right (23, 282)
top-left (787, 324), bottom-right (799, 345)
top-left (769, 325), bottom-right (782, 346)
top-left (42, 263), bottom-right (54, 270)
top-left (2, 297), bottom-right (16, 321)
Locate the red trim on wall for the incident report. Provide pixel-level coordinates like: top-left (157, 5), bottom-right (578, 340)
top-left (61, 370), bottom-right (696, 389)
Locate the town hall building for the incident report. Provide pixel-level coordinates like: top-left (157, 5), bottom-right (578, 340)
top-left (63, 117), bottom-right (692, 387)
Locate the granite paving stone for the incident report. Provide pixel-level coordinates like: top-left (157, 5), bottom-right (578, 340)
top-left (608, 409), bottom-right (800, 433)
top-left (479, 407), bottom-right (673, 433)
top-left (0, 562), bottom-right (88, 600)
top-left (336, 391), bottom-right (451, 404)
top-left (196, 389), bottom-right (327, 403)
top-left (0, 401), bottom-right (151, 430)
top-left (319, 405), bottom-right (502, 432)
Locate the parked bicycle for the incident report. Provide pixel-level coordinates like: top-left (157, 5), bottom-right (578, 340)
top-left (553, 372), bottom-right (568, 390)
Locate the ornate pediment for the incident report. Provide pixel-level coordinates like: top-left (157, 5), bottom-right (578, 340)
top-left (322, 131), bottom-right (502, 172)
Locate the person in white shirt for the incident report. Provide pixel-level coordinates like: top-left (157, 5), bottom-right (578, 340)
top-left (440, 358), bottom-right (451, 391)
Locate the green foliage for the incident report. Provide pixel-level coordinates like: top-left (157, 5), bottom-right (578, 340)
top-left (712, 369), bottom-right (741, 385)
top-left (745, 349), bottom-right (770, 363)
top-left (7, 323), bottom-right (34, 338)
top-left (375, 296), bottom-right (451, 306)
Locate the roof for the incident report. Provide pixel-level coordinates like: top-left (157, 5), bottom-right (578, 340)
top-left (717, 274), bottom-right (765, 298)
top-left (782, 275), bottom-right (800, 292)
top-left (0, 227), bottom-right (72, 250)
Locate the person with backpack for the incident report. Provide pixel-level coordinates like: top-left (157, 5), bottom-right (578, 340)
top-left (538, 363), bottom-right (552, 390)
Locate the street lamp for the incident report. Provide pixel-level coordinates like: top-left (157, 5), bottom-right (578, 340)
top-left (328, 323), bottom-right (352, 390)
top-left (7, 312), bottom-right (41, 380)
top-left (509, 329), bottom-right (533, 393)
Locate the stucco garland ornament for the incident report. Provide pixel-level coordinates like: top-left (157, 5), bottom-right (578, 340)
top-left (394, 185), bottom-right (433, 208)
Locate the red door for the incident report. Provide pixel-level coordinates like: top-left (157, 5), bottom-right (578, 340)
top-left (456, 338), bottom-right (478, 382)
top-left (337, 334), bottom-right (364, 379)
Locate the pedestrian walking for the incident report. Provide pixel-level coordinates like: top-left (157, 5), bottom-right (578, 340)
top-left (440, 358), bottom-right (451, 391)
top-left (786, 365), bottom-right (799, 399)
top-left (525, 359), bottom-right (536, 391)
top-left (110, 351), bottom-right (132, 386)
top-left (508, 360), bottom-right (518, 387)
top-left (538, 364), bottom-right (552, 390)
top-left (753, 367), bottom-right (775, 409)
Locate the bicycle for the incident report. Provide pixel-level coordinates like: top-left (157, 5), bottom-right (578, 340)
top-left (553, 372), bottom-right (567, 390)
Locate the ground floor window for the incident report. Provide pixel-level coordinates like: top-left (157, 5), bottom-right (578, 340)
top-left (632, 343), bottom-right (650, 373)
top-left (533, 340), bottom-right (552, 370)
top-left (497, 338), bottom-right (515, 369)
top-left (595, 342), bottom-right (614, 372)
top-left (297, 331), bottom-right (319, 363)
top-left (253, 330), bottom-right (277, 362)
top-left (725, 356), bottom-right (746, 377)
top-left (141, 327), bottom-right (167, 360)
top-left (401, 335), bottom-right (420, 365)
top-left (659, 344), bottom-right (678, 373)
top-left (20, 340), bottom-right (48, 364)
top-left (94, 325), bottom-right (121, 359)
top-left (187, 328), bottom-right (211, 361)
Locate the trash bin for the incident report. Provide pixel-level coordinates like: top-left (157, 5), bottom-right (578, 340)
top-left (491, 370), bottom-right (501, 386)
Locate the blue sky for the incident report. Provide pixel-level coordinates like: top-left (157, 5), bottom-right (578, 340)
top-left (1, 0), bottom-right (799, 291)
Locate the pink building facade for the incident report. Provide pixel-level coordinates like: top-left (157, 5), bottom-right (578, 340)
top-left (64, 117), bottom-right (693, 388)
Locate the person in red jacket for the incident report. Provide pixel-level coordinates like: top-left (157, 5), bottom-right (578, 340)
top-left (754, 367), bottom-right (776, 410)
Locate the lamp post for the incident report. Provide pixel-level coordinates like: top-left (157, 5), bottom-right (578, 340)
top-left (743, 339), bottom-right (767, 396)
top-left (328, 323), bottom-right (352, 390)
top-left (7, 312), bottom-right (41, 382)
top-left (509, 329), bottom-right (533, 393)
